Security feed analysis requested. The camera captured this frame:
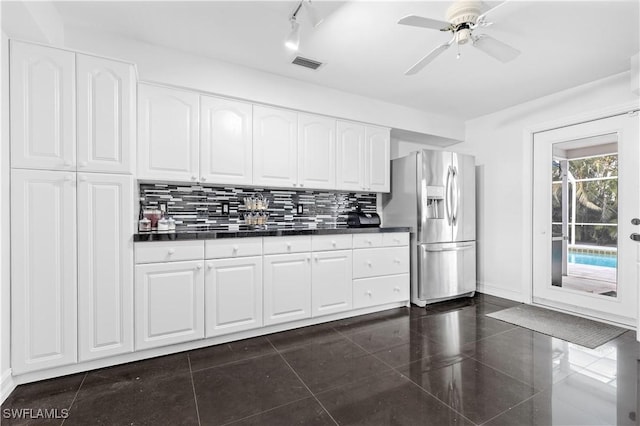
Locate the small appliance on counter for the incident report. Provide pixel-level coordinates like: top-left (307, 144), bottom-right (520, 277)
top-left (347, 207), bottom-right (381, 228)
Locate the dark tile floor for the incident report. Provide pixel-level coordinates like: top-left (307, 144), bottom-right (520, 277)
top-left (2, 293), bottom-right (639, 425)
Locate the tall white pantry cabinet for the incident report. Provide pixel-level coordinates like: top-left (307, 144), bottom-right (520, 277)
top-left (9, 41), bottom-right (136, 374)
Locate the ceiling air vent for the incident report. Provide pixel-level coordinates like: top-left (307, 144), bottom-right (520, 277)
top-left (292, 56), bottom-right (324, 70)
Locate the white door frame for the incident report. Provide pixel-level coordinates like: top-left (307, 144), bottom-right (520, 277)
top-left (522, 101), bottom-right (640, 336)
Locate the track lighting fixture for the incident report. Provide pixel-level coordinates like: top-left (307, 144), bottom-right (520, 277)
top-left (283, 0), bottom-right (322, 51)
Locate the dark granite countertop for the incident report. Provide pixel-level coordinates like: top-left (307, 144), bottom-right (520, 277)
top-left (134, 226), bottom-right (411, 242)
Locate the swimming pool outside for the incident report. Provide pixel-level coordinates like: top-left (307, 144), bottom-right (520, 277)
top-left (568, 252), bottom-right (617, 268)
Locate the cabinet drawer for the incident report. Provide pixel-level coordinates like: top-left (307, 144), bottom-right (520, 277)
top-left (311, 234), bottom-right (352, 251)
top-left (352, 233), bottom-right (383, 248)
top-left (353, 246), bottom-right (409, 279)
top-left (135, 241), bottom-right (204, 264)
top-left (382, 232), bottom-right (409, 247)
top-left (263, 235), bottom-right (312, 255)
top-left (353, 274), bottom-right (409, 309)
top-left (205, 237), bottom-right (262, 259)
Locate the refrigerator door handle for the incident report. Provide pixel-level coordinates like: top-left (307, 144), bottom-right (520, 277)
top-left (445, 166), bottom-right (452, 225)
top-left (424, 244), bottom-right (474, 252)
top-left (452, 166), bottom-right (459, 225)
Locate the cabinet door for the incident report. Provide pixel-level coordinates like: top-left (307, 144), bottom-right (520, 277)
top-left (135, 261), bottom-right (204, 350)
top-left (77, 55), bottom-right (136, 174)
top-left (263, 253), bottom-right (311, 325)
top-left (10, 41), bottom-right (75, 171)
top-left (200, 96), bottom-right (253, 185)
top-left (298, 113), bottom-right (336, 190)
top-left (11, 170), bottom-right (77, 374)
top-left (312, 250), bottom-right (352, 317)
top-left (78, 174), bottom-right (134, 361)
top-left (137, 84), bottom-right (199, 181)
top-left (365, 125), bottom-right (390, 193)
top-left (336, 120), bottom-right (366, 191)
top-left (205, 256), bottom-right (262, 337)
top-left (253, 105), bottom-right (298, 187)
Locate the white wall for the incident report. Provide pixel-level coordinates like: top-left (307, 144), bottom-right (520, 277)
top-left (1, 28), bottom-right (13, 401)
top-left (62, 27), bottom-right (464, 142)
top-left (457, 71), bottom-right (638, 301)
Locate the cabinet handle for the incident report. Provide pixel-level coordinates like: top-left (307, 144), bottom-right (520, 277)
top-left (78, 161), bottom-right (87, 168)
top-left (64, 160), bottom-right (72, 167)
top-left (207, 264), bottom-right (213, 270)
top-left (366, 239), bottom-right (372, 245)
top-left (393, 258), bottom-right (401, 264)
top-left (306, 256), bottom-right (311, 263)
top-left (314, 255), bottom-right (319, 262)
top-left (293, 183), bottom-right (298, 187)
top-left (196, 264), bottom-right (202, 270)
top-left (191, 176), bottom-right (197, 181)
top-left (393, 287), bottom-right (401, 292)
top-left (232, 245), bottom-right (239, 252)
top-left (331, 240), bottom-right (337, 246)
top-left (366, 261), bottom-right (372, 267)
top-left (300, 183), bottom-right (304, 187)
top-left (201, 176), bottom-right (207, 181)
top-left (393, 238), bottom-right (400, 243)
top-left (168, 248), bottom-right (176, 255)
top-left (366, 290), bottom-right (372, 296)
top-left (286, 242), bottom-right (292, 250)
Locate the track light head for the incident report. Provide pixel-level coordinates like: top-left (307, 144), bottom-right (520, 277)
top-left (285, 18), bottom-right (300, 51)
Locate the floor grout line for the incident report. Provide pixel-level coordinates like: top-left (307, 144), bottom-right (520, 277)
top-left (218, 395), bottom-right (316, 426)
top-left (266, 339), bottom-right (340, 426)
top-left (187, 355), bottom-right (202, 426)
top-left (59, 372), bottom-right (87, 426)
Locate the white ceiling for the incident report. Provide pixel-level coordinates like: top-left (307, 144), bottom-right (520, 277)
top-left (52, 0), bottom-right (640, 121)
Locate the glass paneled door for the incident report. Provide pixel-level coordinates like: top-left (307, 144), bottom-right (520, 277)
top-left (532, 112), bottom-right (639, 328)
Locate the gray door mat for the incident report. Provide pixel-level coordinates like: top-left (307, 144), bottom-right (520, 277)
top-left (487, 304), bottom-right (628, 349)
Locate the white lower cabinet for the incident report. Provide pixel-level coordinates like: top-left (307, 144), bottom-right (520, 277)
top-left (206, 256), bottom-right (263, 337)
top-left (312, 250), bottom-right (353, 317)
top-left (353, 274), bottom-right (410, 309)
top-left (78, 174), bottom-right (134, 361)
top-left (263, 253), bottom-right (312, 325)
top-left (135, 260), bottom-right (204, 350)
top-left (11, 170), bottom-right (77, 374)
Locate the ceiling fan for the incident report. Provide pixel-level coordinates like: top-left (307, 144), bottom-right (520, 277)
top-left (398, 0), bottom-right (521, 75)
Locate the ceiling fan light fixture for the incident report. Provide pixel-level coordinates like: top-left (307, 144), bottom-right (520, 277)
top-left (285, 18), bottom-right (300, 51)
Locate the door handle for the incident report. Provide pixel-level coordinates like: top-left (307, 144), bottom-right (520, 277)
top-left (631, 233), bottom-right (640, 242)
top-left (632, 218), bottom-right (640, 225)
top-left (424, 244), bottom-right (474, 252)
top-left (445, 167), bottom-right (452, 226)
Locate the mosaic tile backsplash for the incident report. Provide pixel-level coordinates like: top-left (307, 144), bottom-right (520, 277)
top-left (139, 183), bottom-right (377, 230)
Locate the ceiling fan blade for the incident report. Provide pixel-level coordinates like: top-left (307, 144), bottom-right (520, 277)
top-left (472, 34), bottom-right (520, 62)
top-left (476, 0), bottom-right (514, 26)
top-left (398, 15), bottom-right (451, 31)
top-left (405, 38), bottom-right (455, 75)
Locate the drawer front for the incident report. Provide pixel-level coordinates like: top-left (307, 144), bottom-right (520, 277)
top-left (353, 274), bottom-right (410, 309)
top-left (382, 232), bottom-right (409, 247)
top-left (311, 234), bottom-right (352, 252)
top-left (135, 240), bottom-right (204, 264)
top-left (205, 237), bottom-right (263, 259)
top-left (263, 235), bottom-right (312, 255)
top-left (353, 246), bottom-right (409, 279)
top-left (352, 233), bottom-right (383, 249)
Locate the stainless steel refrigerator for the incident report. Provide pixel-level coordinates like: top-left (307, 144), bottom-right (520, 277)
top-left (382, 150), bottom-right (476, 306)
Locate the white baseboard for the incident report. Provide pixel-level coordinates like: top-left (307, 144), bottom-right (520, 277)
top-left (1, 369), bottom-right (15, 404)
top-left (477, 281), bottom-right (523, 303)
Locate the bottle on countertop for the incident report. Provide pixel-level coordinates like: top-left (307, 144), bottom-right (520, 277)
top-left (138, 198), bottom-right (151, 231)
top-left (157, 203), bottom-right (170, 231)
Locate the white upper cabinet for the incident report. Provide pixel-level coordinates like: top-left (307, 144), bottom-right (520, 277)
top-left (200, 96), bottom-right (253, 185)
top-left (365, 125), bottom-right (390, 193)
top-left (77, 173), bottom-right (134, 361)
top-left (77, 54), bottom-right (136, 174)
top-left (11, 169), bottom-right (77, 374)
top-left (10, 41), bottom-right (76, 171)
top-left (137, 83), bottom-right (199, 181)
top-left (297, 113), bottom-right (336, 190)
top-left (336, 120), bottom-right (366, 191)
top-left (336, 120), bottom-right (390, 192)
top-left (253, 105), bottom-right (298, 187)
